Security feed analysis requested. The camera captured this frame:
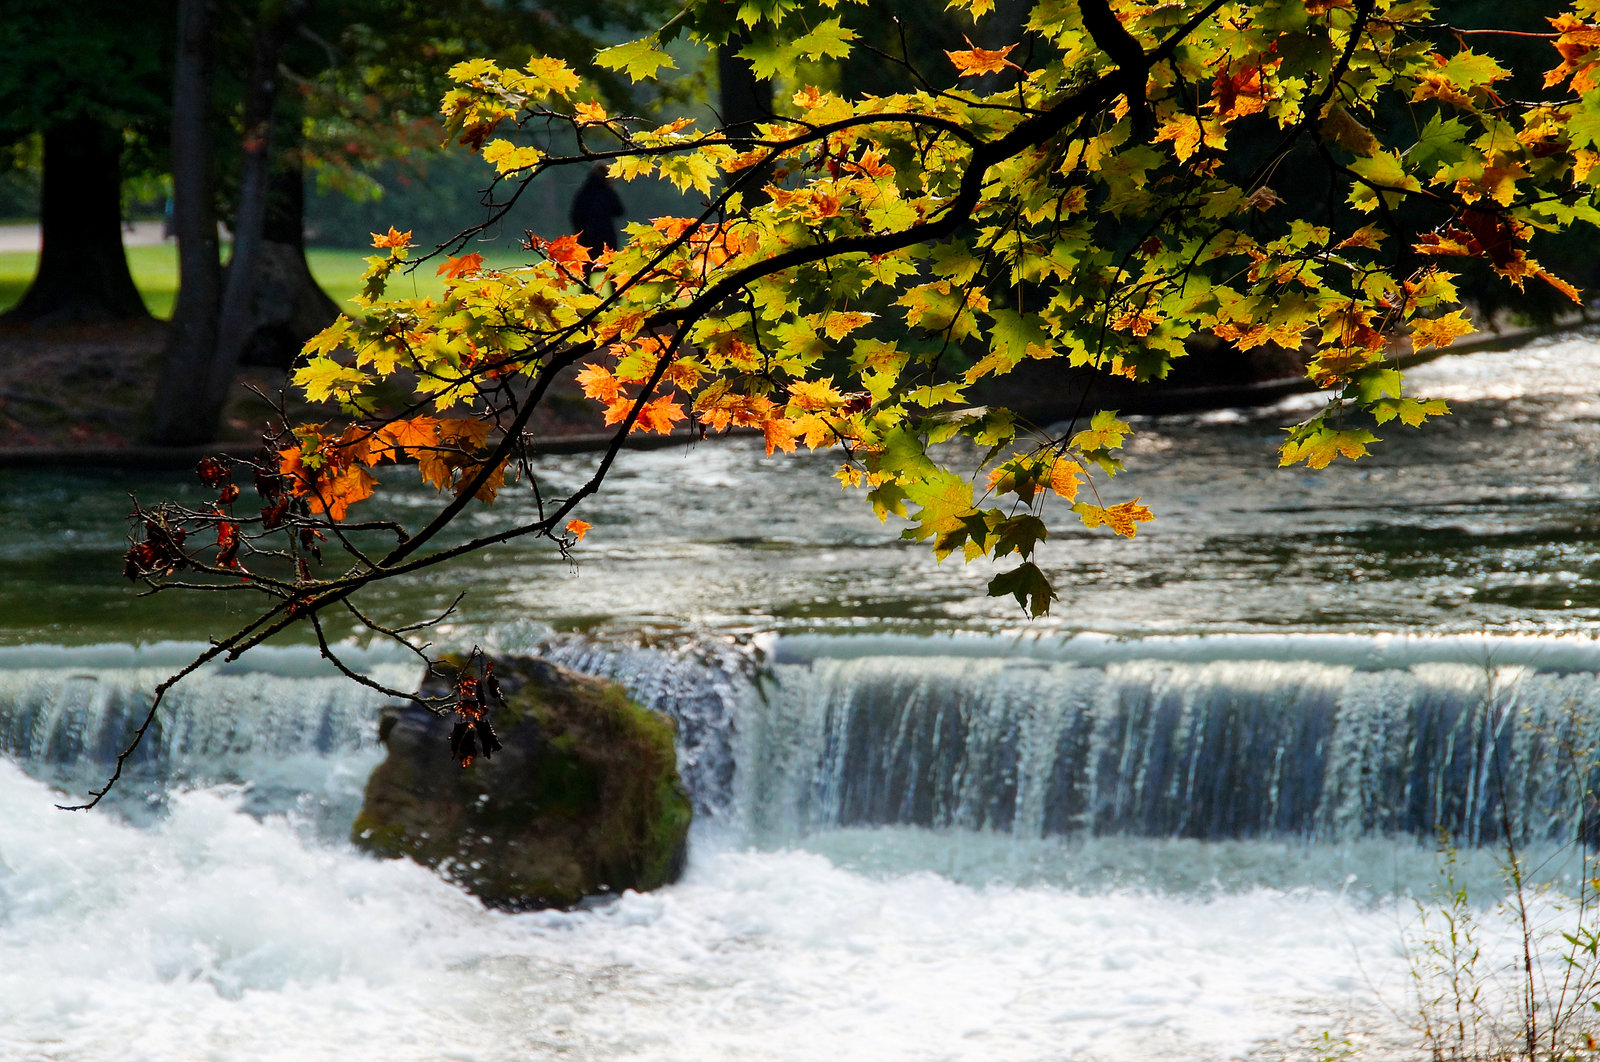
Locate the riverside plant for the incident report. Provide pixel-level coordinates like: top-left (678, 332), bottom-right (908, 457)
top-left (1401, 671), bottom-right (1600, 1062)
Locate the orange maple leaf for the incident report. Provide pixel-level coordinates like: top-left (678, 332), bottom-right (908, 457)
top-left (371, 226), bottom-right (413, 249)
top-left (763, 417), bottom-right (798, 455)
top-left (634, 395), bottom-right (686, 434)
top-left (437, 418), bottom-right (494, 452)
top-left (947, 40), bottom-right (1019, 78)
top-left (308, 465), bottom-right (379, 521)
top-left (566, 518), bottom-right (592, 541)
top-left (375, 416), bottom-right (441, 460)
top-left (602, 396), bottom-right (634, 426)
top-left (545, 234), bottom-right (592, 270)
top-left (1537, 267), bottom-right (1582, 304)
top-left (576, 363), bottom-right (622, 403)
top-left (437, 252), bottom-right (486, 279)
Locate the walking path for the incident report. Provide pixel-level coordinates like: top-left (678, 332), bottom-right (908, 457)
top-left (0, 220), bottom-right (168, 253)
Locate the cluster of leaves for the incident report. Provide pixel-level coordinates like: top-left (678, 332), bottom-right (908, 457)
top-left (292, 0), bottom-right (1599, 613)
top-left (77, 0), bottom-right (1600, 809)
top-left (446, 649), bottom-right (505, 768)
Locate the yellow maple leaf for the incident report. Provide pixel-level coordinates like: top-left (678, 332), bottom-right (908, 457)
top-left (1048, 458), bottom-right (1082, 501)
top-left (1280, 428), bottom-right (1379, 469)
top-left (524, 56), bottom-right (580, 96)
top-left (1073, 499), bottom-right (1154, 538)
top-left (1409, 310), bottom-right (1475, 351)
top-left (823, 311), bottom-right (875, 340)
top-left (946, 40), bottom-right (1019, 78)
top-left (1070, 411), bottom-right (1130, 452)
top-left (1336, 224), bottom-right (1387, 251)
top-left (1537, 267), bottom-right (1583, 304)
top-left (1154, 115), bottom-right (1206, 163)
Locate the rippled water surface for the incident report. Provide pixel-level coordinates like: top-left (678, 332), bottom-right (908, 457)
top-left (6, 333), bottom-right (1600, 646)
top-left (5, 335), bottom-right (1600, 1061)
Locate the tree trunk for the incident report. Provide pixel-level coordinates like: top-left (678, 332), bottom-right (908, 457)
top-left (149, 0), bottom-right (222, 445)
top-left (4, 117), bottom-right (148, 326)
top-left (150, 0), bottom-right (313, 444)
top-left (204, 1), bottom-right (307, 418)
top-left (236, 108), bottom-right (339, 369)
top-left (718, 34), bottom-right (773, 206)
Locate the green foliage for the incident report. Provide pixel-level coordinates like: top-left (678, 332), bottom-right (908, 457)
top-left (123, 0), bottom-right (1600, 693)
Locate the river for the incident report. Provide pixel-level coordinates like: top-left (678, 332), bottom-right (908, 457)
top-left (4, 333), bottom-right (1600, 1060)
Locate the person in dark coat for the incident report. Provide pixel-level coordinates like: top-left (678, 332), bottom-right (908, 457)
top-left (569, 166), bottom-right (624, 258)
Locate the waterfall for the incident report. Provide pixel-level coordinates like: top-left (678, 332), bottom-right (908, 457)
top-left (747, 645), bottom-right (1600, 845)
top-left (0, 639), bottom-right (753, 818)
top-left (534, 635), bottom-right (756, 818)
top-left (8, 634), bottom-right (1600, 846)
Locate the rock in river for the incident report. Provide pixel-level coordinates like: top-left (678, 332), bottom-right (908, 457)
top-left (351, 655), bottom-right (691, 909)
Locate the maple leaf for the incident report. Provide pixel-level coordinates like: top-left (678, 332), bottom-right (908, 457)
top-left (1537, 268), bottom-right (1583, 304)
top-left (462, 459), bottom-right (509, 503)
top-left (545, 234), bottom-right (592, 271)
top-left (1073, 498), bottom-right (1155, 538)
top-left (437, 253), bottom-right (486, 279)
top-left (565, 518), bottom-right (592, 541)
top-left (1048, 458), bottom-right (1082, 501)
top-left (903, 471), bottom-right (976, 545)
top-left (292, 357), bottom-right (365, 404)
top-left (307, 465), bottom-right (379, 521)
top-left (574, 101), bottom-right (610, 123)
top-left (595, 37), bottom-right (676, 82)
top-left (988, 562), bottom-right (1056, 617)
top-left (371, 226), bottom-right (412, 249)
top-left (1280, 428), bottom-right (1380, 470)
top-left (303, 318), bottom-right (351, 359)
top-left (376, 416), bottom-right (441, 461)
top-left (603, 397), bottom-right (634, 426)
top-left (1409, 310), bottom-right (1474, 351)
top-left (524, 56), bottom-right (580, 96)
top-left (823, 311), bottom-right (875, 340)
top-left (437, 418), bottom-right (493, 451)
top-left (763, 417), bottom-right (798, 455)
top-left (576, 363), bottom-right (622, 403)
top-left (1070, 410), bottom-right (1130, 452)
top-left (1154, 115), bottom-right (1205, 163)
top-left (946, 40), bottom-right (1019, 78)
top-left (1111, 308), bottom-right (1159, 336)
top-left (634, 396), bottom-right (686, 434)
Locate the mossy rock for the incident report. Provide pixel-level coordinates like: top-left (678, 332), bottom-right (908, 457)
top-left (351, 656), bottom-right (691, 910)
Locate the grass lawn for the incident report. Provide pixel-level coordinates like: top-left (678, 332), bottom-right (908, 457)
top-left (0, 242), bottom-right (533, 320)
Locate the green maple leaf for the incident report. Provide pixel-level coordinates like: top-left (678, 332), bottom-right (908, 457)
top-left (992, 514), bottom-right (1048, 560)
top-left (793, 18), bottom-right (859, 60)
top-left (988, 562), bottom-right (1057, 617)
top-left (595, 38), bottom-right (676, 82)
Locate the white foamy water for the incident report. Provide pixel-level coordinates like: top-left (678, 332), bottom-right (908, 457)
top-left (0, 760), bottom-right (1428, 1062)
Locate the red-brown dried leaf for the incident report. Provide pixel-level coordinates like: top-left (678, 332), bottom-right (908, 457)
top-left (196, 456), bottom-right (231, 489)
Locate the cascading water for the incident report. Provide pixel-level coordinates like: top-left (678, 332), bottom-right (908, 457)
top-left (750, 643), bottom-right (1600, 847)
top-left (8, 336), bottom-right (1600, 1059)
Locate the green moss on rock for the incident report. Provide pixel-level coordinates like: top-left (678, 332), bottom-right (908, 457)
top-left (351, 656), bottom-right (691, 909)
